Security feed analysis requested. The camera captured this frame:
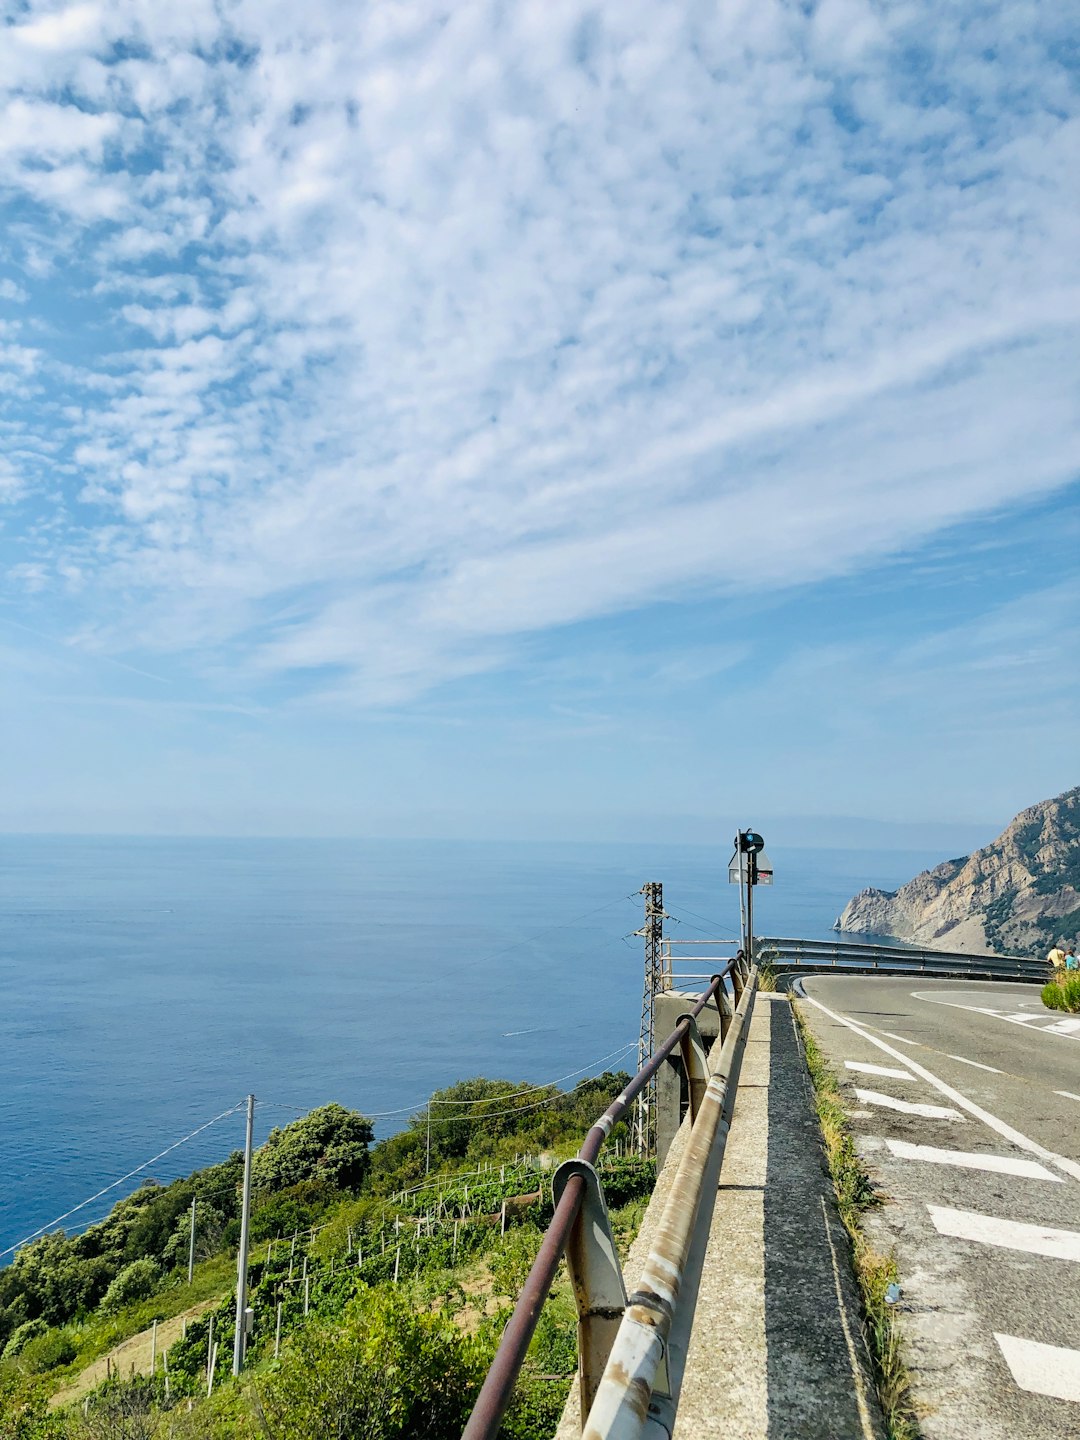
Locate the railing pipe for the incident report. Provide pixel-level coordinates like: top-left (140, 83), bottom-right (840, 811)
top-left (461, 969), bottom-right (731, 1440)
top-left (581, 968), bottom-right (757, 1439)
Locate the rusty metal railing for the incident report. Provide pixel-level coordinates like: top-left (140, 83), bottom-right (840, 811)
top-left (581, 966), bottom-right (756, 1437)
top-left (461, 960), bottom-right (745, 1440)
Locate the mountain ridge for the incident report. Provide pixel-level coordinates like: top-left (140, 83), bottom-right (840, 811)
top-left (837, 787), bottom-right (1080, 957)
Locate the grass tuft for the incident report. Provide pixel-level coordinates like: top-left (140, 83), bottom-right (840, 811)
top-left (793, 1001), bottom-right (920, 1440)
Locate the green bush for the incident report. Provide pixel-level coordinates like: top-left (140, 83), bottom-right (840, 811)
top-left (1043, 976), bottom-right (1080, 1012)
top-left (252, 1104), bottom-right (374, 1194)
top-left (99, 1259), bottom-right (159, 1315)
top-left (250, 1179), bottom-right (340, 1242)
top-left (501, 1375), bottom-right (573, 1440)
top-left (252, 1287), bottom-right (485, 1439)
top-left (17, 1330), bottom-right (76, 1374)
top-left (1, 1319), bottom-right (48, 1360)
top-left (489, 1224), bottom-right (543, 1301)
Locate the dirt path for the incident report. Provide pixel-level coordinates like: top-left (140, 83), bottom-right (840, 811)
top-left (50, 1298), bottom-right (218, 1409)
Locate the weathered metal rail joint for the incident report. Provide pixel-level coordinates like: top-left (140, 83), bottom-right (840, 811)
top-left (581, 966), bottom-right (757, 1440)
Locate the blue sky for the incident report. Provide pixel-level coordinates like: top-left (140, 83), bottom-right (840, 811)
top-left (0, 1), bottom-right (1077, 844)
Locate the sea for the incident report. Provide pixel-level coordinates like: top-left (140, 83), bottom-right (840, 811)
top-left (0, 835), bottom-right (943, 1259)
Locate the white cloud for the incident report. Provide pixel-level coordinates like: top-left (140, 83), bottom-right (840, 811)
top-left (0, 0), bottom-right (1077, 704)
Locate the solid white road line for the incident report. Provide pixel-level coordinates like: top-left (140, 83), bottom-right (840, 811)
top-left (928, 1206), bottom-right (1080, 1261)
top-left (845, 1061), bottom-right (914, 1080)
top-left (1057, 1090), bottom-right (1080, 1103)
top-left (853, 1089), bottom-right (965, 1120)
top-left (996, 1334), bottom-right (1080, 1403)
top-left (945, 1054), bottom-right (1003, 1073)
top-left (884, 1139), bottom-right (1062, 1182)
top-left (880, 1032), bottom-right (915, 1044)
top-left (802, 992), bottom-right (1080, 1184)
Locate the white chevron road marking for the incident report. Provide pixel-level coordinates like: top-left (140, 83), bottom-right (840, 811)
top-left (928, 1206), bottom-right (1080, 1261)
top-left (845, 1061), bottom-right (914, 1080)
top-left (883, 1139), bottom-right (1062, 1181)
top-left (911, 992), bottom-right (1080, 1042)
top-left (853, 1089), bottom-right (964, 1119)
top-left (1046, 1018), bottom-right (1080, 1035)
top-left (945, 1054), bottom-right (1002, 1073)
top-left (995, 1334), bottom-right (1080, 1403)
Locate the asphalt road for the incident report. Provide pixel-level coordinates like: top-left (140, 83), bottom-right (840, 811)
top-left (796, 975), bottom-right (1080, 1440)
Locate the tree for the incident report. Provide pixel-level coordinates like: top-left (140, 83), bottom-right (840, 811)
top-left (251, 1105), bottom-right (374, 1195)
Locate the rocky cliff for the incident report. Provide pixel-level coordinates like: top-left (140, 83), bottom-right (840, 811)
top-left (837, 787), bottom-right (1080, 957)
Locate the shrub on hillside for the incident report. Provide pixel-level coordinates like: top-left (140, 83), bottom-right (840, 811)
top-left (99, 1259), bottom-right (159, 1315)
top-left (252, 1104), bottom-right (374, 1194)
top-left (1, 1319), bottom-right (48, 1360)
top-left (250, 1179), bottom-right (340, 1242)
top-left (17, 1330), bottom-right (76, 1374)
top-left (252, 1288), bottom-right (484, 1439)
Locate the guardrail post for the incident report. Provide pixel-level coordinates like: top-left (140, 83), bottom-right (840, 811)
top-left (731, 961), bottom-right (745, 1005)
top-left (552, 1158), bottom-right (627, 1424)
top-left (676, 1014), bottom-right (709, 1122)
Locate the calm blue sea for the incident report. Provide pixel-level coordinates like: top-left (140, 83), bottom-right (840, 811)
top-left (0, 836), bottom-right (940, 1257)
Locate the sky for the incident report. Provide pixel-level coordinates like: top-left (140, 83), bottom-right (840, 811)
top-left (0, 0), bottom-right (1077, 846)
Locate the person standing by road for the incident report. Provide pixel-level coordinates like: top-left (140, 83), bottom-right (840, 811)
top-left (1048, 941), bottom-right (1066, 973)
top-left (1065, 944), bottom-right (1079, 972)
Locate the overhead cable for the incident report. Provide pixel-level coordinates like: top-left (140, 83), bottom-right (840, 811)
top-left (0, 1100), bottom-right (247, 1260)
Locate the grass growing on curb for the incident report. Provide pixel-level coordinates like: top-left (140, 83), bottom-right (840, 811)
top-left (755, 946), bottom-right (779, 993)
top-left (792, 1001), bottom-right (920, 1440)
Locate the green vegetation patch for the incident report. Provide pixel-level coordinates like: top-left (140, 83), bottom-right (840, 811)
top-left (793, 1003), bottom-right (919, 1440)
top-left (0, 1070), bottom-right (660, 1440)
top-left (1043, 976), bottom-right (1080, 1013)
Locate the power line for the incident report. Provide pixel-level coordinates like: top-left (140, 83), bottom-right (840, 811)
top-left (429, 1040), bottom-right (639, 1105)
top-left (425, 1043), bottom-right (637, 1125)
top-left (0, 1101), bottom-right (247, 1260)
top-left (261, 1037), bottom-right (641, 1125)
top-left (667, 905), bottom-right (740, 940)
top-left (458, 892), bottom-right (642, 972)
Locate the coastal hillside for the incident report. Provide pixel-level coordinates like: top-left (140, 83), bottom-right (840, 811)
top-left (837, 787), bottom-right (1080, 957)
top-left (0, 1073), bottom-right (648, 1440)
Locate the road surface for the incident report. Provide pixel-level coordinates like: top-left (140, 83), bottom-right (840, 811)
top-left (796, 975), bottom-right (1080, 1440)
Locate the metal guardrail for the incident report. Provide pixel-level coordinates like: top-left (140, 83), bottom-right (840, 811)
top-left (461, 930), bottom-right (1040, 1440)
top-left (581, 966), bottom-right (757, 1439)
top-left (461, 960), bottom-right (747, 1440)
top-left (757, 935), bottom-right (1047, 982)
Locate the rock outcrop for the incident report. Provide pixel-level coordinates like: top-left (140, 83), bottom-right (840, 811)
top-left (837, 787), bottom-right (1080, 957)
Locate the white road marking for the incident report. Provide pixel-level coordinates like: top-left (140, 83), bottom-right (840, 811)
top-left (945, 1054), bottom-right (1003, 1073)
top-left (854, 1089), bottom-right (965, 1119)
top-left (911, 991), bottom-right (1080, 1041)
top-left (1046, 1018), bottom-right (1080, 1035)
top-left (880, 1032), bottom-right (916, 1044)
top-left (995, 1333), bottom-right (1080, 1403)
top-left (801, 991), bottom-right (1080, 1184)
top-left (845, 1061), bottom-right (914, 1080)
top-left (928, 1206), bottom-right (1080, 1261)
top-left (1057, 1090), bottom-right (1080, 1103)
top-left (883, 1139), bottom-right (1062, 1182)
